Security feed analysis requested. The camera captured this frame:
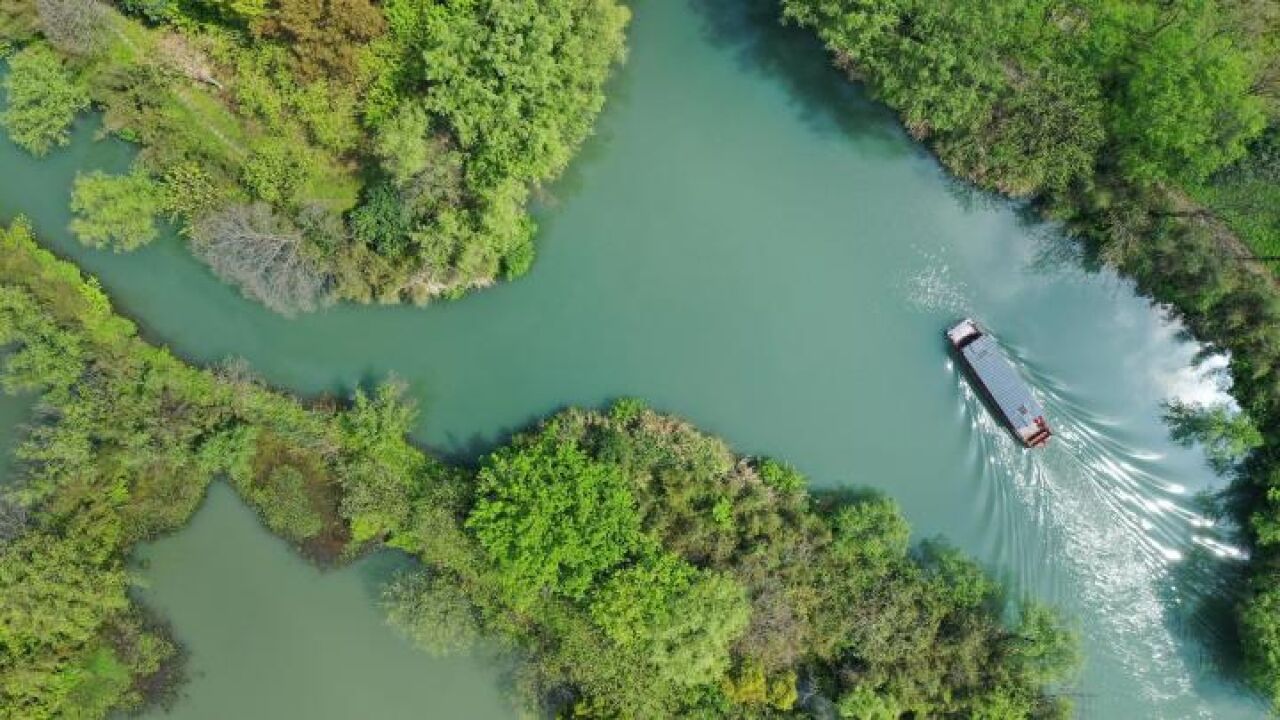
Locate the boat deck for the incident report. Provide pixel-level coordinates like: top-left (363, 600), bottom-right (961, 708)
top-left (948, 319), bottom-right (1051, 447)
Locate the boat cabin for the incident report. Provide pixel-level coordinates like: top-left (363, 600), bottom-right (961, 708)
top-left (947, 319), bottom-right (1051, 448)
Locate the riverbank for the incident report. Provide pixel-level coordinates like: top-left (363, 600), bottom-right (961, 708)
top-left (2, 1), bottom-right (1266, 713)
top-left (0, 218), bottom-right (1076, 716)
top-left (780, 0), bottom-right (1280, 706)
top-left (131, 482), bottom-right (515, 720)
top-left (0, 0), bottom-right (628, 309)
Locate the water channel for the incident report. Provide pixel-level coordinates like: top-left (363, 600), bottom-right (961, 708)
top-left (0, 0), bottom-right (1266, 716)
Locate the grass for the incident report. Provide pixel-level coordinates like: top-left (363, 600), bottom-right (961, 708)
top-left (1191, 180), bottom-right (1280, 260)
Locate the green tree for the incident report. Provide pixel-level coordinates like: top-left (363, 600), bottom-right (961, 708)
top-left (1243, 584), bottom-right (1280, 708)
top-left (413, 0), bottom-right (629, 190)
top-left (338, 380), bottom-right (427, 543)
top-left (0, 533), bottom-right (130, 718)
top-left (1110, 7), bottom-right (1267, 184)
top-left (191, 0), bottom-right (268, 24)
top-left (349, 182), bottom-right (411, 259)
top-left (244, 465), bottom-right (324, 541)
top-left (1008, 602), bottom-right (1081, 688)
top-left (69, 169), bottom-right (163, 251)
top-left (642, 570), bottom-right (749, 686)
top-left (0, 42), bottom-right (88, 156)
top-left (468, 432), bottom-right (640, 606)
top-left (159, 163), bottom-right (225, 223)
top-left (240, 138), bottom-right (305, 206)
top-left (1162, 399), bottom-right (1262, 473)
top-left (372, 101), bottom-right (433, 186)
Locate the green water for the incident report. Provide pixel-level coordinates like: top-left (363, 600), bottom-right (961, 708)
top-left (130, 483), bottom-right (513, 719)
top-left (0, 0), bottom-right (1267, 716)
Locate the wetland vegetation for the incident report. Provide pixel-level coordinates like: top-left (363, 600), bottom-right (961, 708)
top-left (4, 0), bottom-right (1280, 716)
top-left (0, 219), bottom-right (1077, 717)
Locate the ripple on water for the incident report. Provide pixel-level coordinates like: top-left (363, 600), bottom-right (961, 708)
top-left (905, 249), bottom-right (971, 316)
top-left (949, 347), bottom-right (1246, 716)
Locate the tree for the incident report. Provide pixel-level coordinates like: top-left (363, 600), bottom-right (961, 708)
top-left (372, 101), bottom-right (433, 187)
top-left (412, 0), bottom-right (630, 191)
top-left (349, 182), bottom-right (412, 259)
top-left (251, 0), bottom-right (385, 83)
top-left (159, 163), bottom-right (225, 224)
top-left (338, 380), bottom-right (427, 543)
top-left (0, 43), bottom-right (88, 156)
top-left (382, 570), bottom-right (479, 656)
top-left (1110, 8), bottom-right (1266, 185)
top-left (240, 138), bottom-right (304, 206)
top-left (467, 432), bottom-right (640, 606)
top-left (0, 500), bottom-right (27, 543)
top-left (642, 570), bottom-right (749, 686)
top-left (1008, 602), bottom-right (1080, 688)
top-left (0, 533), bottom-right (130, 718)
top-left (1242, 584), bottom-right (1280, 709)
top-left (245, 465), bottom-right (324, 541)
top-left (35, 0), bottom-right (108, 55)
top-left (1162, 399), bottom-right (1262, 473)
top-left (189, 0), bottom-right (268, 25)
top-left (69, 169), bottom-right (163, 251)
top-left (189, 204), bottom-right (331, 316)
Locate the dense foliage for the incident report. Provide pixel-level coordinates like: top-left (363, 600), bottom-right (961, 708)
top-left (0, 41), bottom-right (87, 154)
top-left (781, 0), bottom-right (1280, 708)
top-left (69, 167), bottom-right (162, 250)
top-left (0, 219), bottom-right (355, 717)
top-left (0, 220), bottom-right (1077, 718)
top-left (782, 0), bottom-right (1269, 195)
top-left (0, 0), bottom-right (627, 309)
top-left (439, 406), bottom-right (1079, 717)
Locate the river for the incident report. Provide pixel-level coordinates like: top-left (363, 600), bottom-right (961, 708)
top-left (0, 0), bottom-right (1267, 717)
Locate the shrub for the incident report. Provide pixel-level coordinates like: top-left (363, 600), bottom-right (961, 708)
top-left (0, 42), bottom-right (88, 155)
top-left (382, 570), bottom-right (479, 656)
top-left (70, 169), bottom-right (163, 251)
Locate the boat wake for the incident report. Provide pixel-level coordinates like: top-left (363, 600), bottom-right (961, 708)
top-left (952, 358), bottom-right (1245, 717)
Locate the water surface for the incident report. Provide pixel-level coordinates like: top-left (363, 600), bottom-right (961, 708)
top-left (0, 1), bottom-right (1266, 716)
top-left (131, 484), bottom-right (513, 720)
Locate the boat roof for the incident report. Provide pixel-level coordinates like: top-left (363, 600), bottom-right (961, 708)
top-left (960, 333), bottom-right (1044, 430)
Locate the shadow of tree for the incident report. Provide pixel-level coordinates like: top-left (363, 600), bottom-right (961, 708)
top-left (685, 0), bottom-right (909, 155)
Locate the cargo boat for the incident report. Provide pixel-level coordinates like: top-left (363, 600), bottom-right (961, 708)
top-left (946, 319), bottom-right (1051, 448)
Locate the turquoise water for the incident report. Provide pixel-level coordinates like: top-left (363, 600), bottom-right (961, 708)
top-left (0, 0), bottom-right (1266, 716)
top-left (131, 484), bottom-right (513, 720)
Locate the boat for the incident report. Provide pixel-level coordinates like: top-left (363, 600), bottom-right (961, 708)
top-left (946, 318), bottom-right (1051, 448)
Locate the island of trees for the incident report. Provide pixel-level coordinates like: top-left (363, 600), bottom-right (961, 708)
top-left (0, 219), bottom-right (1077, 718)
top-left (780, 0), bottom-right (1280, 708)
top-left (0, 0), bottom-right (628, 313)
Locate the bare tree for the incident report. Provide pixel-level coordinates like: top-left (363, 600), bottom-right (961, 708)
top-left (191, 203), bottom-right (332, 316)
top-left (36, 0), bottom-right (109, 55)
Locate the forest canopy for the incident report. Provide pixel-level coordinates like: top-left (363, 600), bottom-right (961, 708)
top-left (0, 0), bottom-right (629, 311)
